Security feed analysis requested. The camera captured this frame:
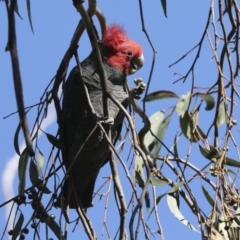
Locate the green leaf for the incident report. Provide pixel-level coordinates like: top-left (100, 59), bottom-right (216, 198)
top-left (144, 90), bottom-right (178, 102)
top-left (45, 216), bottom-right (64, 240)
top-left (12, 213), bottom-right (24, 240)
top-left (37, 151), bottom-right (44, 171)
top-left (168, 181), bottom-right (185, 193)
top-left (42, 186), bottom-right (52, 194)
top-left (180, 112), bottom-right (207, 142)
top-left (175, 91), bottom-right (191, 117)
top-left (148, 193), bottom-right (166, 219)
top-left (29, 160), bottom-right (40, 185)
top-left (134, 153), bottom-right (145, 186)
top-left (210, 227), bottom-right (225, 240)
top-left (201, 185), bottom-right (215, 208)
top-left (18, 149), bottom-right (29, 196)
top-left (232, 216), bottom-right (240, 227)
top-left (207, 211), bottom-right (224, 240)
top-left (156, 193), bottom-right (167, 205)
top-left (135, 109), bottom-right (171, 208)
top-left (160, 0), bottom-right (167, 17)
top-left (46, 133), bottom-right (65, 149)
top-left (144, 110), bottom-right (174, 160)
top-left (226, 169), bottom-right (238, 177)
top-left (134, 156), bottom-right (151, 210)
top-left (167, 194), bottom-right (200, 232)
top-left (152, 111), bottom-right (174, 156)
top-left (135, 170), bottom-right (145, 188)
top-left (199, 145), bottom-right (221, 161)
top-left (173, 134), bottom-right (179, 158)
top-left (14, 121), bottom-right (21, 155)
top-left (217, 103), bottom-right (226, 127)
top-left (230, 206), bottom-right (240, 228)
top-left (144, 111), bottom-right (165, 150)
top-left (199, 146), bottom-right (240, 168)
top-left (135, 170), bottom-right (151, 210)
top-left (225, 156), bottom-right (240, 168)
top-left (26, 0), bottom-right (34, 33)
top-left (14, 1), bottom-right (23, 19)
top-left (150, 176), bottom-right (169, 186)
top-left (29, 160), bottom-right (51, 194)
top-left (198, 93), bottom-right (215, 111)
top-left (208, 210), bottom-right (217, 224)
top-left (145, 190), bottom-right (151, 212)
top-left (218, 222), bottom-right (230, 240)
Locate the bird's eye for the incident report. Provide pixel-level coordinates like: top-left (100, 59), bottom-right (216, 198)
top-left (127, 51), bottom-right (133, 57)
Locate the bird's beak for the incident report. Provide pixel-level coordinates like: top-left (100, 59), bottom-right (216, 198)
top-left (128, 54), bottom-right (144, 75)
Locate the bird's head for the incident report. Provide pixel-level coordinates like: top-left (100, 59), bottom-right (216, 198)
top-left (103, 24), bottom-right (144, 75)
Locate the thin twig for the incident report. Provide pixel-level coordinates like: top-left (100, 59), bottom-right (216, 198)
top-left (5, 0), bottom-right (34, 156)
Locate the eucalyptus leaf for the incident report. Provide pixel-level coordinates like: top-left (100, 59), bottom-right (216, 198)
top-left (168, 181), bottom-right (185, 193)
top-left (135, 170), bottom-right (145, 188)
top-left (210, 227), bottom-right (225, 240)
top-left (12, 213), bottom-right (24, 240)
top-left (29, 160), bottom-right (40, 185)
top-left (37, 151), bottom-right (44, 176)
top-left (167, 194), bottom-right (200, 232)
top-left (230, 207), bottom-right (240, 228)
top-left (135, 166), bottom-right (151, 210)
top-left (14, 121), bottom-right (21, 156)
top-left (134, 154), bottom-right (146, 185)
top-left (198, 93), bottom-right (215, 111)
top-left (45, 216), bottom-right (64, 240)
top-left (218, 222), bottom-right (230, 240)
top-left (148, 193), bottom-right (166, 219)
top-left (201, 185), bottom-right (215, 208)
top-left (135, 111), bottom-right (164, 187)
top-left (199, 145), bottom-right (220, 162)
top-left (26, 0), bottom-right (34, 33)
top-left (152, 111), bottom-right (174, 156)
top-left (160, 0), bottom-right (167, 17)
top-left (42, 186), bottom-right (52, 194)
top-left (145, 190), bottom-right (151, 212)
top-left (225, 156), bottom-right (240, 168)
top-left (29, 160), bottom-right (51, 194)
top-left (199, 146), bottom-right (240, 168)
top-left (14, 1), bottom-right (23, 19)
top-left (46, 133), bottom-right (65, 149)
top-left (144, 111), bottom-right (164, 150)
top-left (150, 176), bottom-right (169, 186)
top-left (217, 103), bottom-right (226, 127)
top-left (175, 91), bottom-right (191, 117)
top-left (18, 149), bottom-right (29, 196)
top-left (144, 90), bottom-right (178, 102)
top-left (226, 169), bottom-right (238, 177)
top-left (180, 112), bottom-right (207, 142)
top-left (173, 134), bottom-right (179, 158)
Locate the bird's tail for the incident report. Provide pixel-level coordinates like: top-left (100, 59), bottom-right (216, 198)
top-left (55, 179), bottom-right (95, 209)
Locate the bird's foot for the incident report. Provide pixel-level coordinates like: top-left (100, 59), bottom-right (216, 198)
top-left (100, 116), bottom-right (114, 126)
top-left (130, 78), bottom-right (146, 99)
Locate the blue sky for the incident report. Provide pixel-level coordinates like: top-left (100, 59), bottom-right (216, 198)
top-left (0, 1), bottom-right (234, 239)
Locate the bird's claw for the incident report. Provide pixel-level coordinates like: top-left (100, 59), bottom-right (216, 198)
top-left (130, 78), bottom-right (146, 99)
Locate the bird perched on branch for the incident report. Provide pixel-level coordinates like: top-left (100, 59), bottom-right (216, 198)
top-left (57, 24), bottom-right (144, 209)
